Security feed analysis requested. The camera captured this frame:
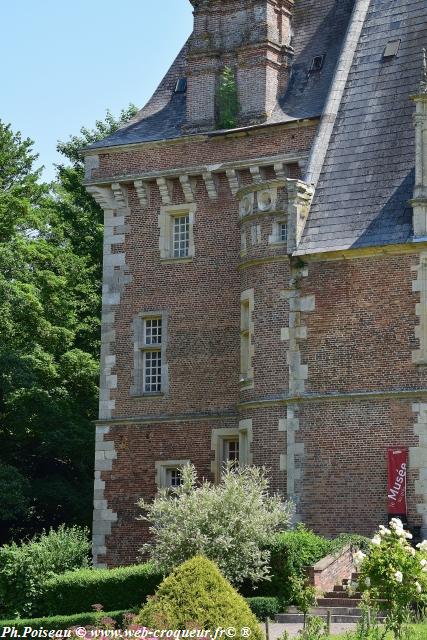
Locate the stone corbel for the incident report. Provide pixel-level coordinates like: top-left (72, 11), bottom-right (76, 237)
top-left (249, 165), bottom-right (263, 184)
top-left (286, 179), bottom-right (314, 253)
top-left (226, 169), bottom-right (240, 196)
top-left (274, 162), bottom-right (287, 179)
top-left (179, 174), bottom-right (195, 203)
top-left (203, 171), bottom-right (218, 200)
top-left (156, 177), bottom-right (172, 205)
top-left (87, 184), bottom-right (128, 212)
top-left (134, 180), bottom-right (149, 208)
top-left (111, 183), bottom-right (129, 210)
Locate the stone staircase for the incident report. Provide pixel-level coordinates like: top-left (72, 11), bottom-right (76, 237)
top-left (276, 573), bottom-right (385, 624)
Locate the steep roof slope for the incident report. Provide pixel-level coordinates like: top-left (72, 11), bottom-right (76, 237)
top-left (297, 0), bottom-right (427, 255)
top-left (88, 0), bottom-right (354, 150)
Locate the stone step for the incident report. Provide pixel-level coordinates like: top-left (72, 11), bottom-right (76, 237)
top-left (317, 597), bottom-right (362, 607)
top-left (277, 609), bottom-right (385, 625)
top-left (287, 606), bottom-right (363, 616)
top-left (325, 590), bottom-right (363, 599)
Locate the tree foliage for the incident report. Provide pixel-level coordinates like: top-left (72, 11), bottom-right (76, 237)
top-left (0, 107), bottom-right (137, 543)
top-left (217, 66), bottom-right (239, 130)
top-left (138, 464), bottom-right (293, 586)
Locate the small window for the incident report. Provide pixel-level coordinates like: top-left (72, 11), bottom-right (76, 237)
top-left (224, 438), bottom-right (240, 464)
top-left (166, 467), bottom-right (182, 488)
top-left (310, 55), bottom-right (325, 73)
top-left (143, 318), bottom-right (162, 393)
top-left (174, 78), bottom-right (187, 94)
top-left (155, 460), bottom-right (190, 489)
top-left (280, 222), bottom-right (288, 244)
top-left (158, 204), bottom-right (196, 261)
top-left (383, 40), bottom-right (401, 60)
top-left (172, 215), bottom-right (190, 258)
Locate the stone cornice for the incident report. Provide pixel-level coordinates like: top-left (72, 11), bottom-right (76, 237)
top-left (239, 388), bottom-right (427, 411)
top-left (83, 151), bottom-right (309, 188)
top-left (95, 410), bottom-right (238, 427)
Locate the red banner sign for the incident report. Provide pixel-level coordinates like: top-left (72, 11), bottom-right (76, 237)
top-left (387, 448), bottom-right (408, 515)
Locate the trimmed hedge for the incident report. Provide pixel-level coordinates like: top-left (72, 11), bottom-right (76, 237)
top-left (0, 610), bottom-right (130, 633)
top-left (37, 564), bottom-right (162, 617)
top-left (246, 597), bottom-right (280, 621)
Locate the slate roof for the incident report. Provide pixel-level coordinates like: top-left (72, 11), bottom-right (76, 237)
top-left (297, 0), bottom-right (427, 254)
top-left (87, 0), bottom-right (354, 150)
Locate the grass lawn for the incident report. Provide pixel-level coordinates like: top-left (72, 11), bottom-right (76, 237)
top-left (328, 622), bottom-right (427, 639)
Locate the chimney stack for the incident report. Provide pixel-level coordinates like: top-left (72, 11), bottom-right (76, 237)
top-left (186, 0), bottom-right (294, 131)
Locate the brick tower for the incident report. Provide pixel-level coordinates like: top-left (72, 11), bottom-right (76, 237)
top-left (83, 0), bottom-right (427, 567)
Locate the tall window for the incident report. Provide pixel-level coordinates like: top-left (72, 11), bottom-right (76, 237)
top-left (223, 438), bottom-right (240, 464)
top-left (280, 222), bottom-right (288, 243)
top-left (240, 290), bottom-right (254, 386)
top-left (211, 421), bottom-right (252, 482)
top-left (173, 215), bottom-right (190, 258)
top-left (143, 318), bottom-right (162, 393)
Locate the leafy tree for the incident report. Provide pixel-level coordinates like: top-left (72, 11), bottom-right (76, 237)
top-left (138, 464), bottom-right (293, 586)
top-left (0, 107), bottom-right (136, 543)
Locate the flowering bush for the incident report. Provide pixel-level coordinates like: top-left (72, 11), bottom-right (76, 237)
top-left (357, 518), bottom-right (427, 639)
top-left (138, 464), bottom-right (293, 586)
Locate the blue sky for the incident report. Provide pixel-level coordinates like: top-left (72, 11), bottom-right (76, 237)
top-left (1, 1), bottom-right (193, 181)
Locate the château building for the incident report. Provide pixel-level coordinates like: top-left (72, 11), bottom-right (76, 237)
top-left (83, 0), bottom-right (427, 567)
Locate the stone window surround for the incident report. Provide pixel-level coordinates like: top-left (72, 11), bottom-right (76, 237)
top-left (155, 459), bottom-right (190, 489)
top-left (269, 217), bottom-right (289, 246)
top-left (240, 288), bottom-right (255, 389)
top-left (158, 203), bottom-right (196, 262)
top-left (211, 420), bottom-right (253, 482)
top-left (131, 310), bottom-right (169, 398)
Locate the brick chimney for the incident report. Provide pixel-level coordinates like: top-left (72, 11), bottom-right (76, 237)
top-left (186, 0), bottom-right (294, 131)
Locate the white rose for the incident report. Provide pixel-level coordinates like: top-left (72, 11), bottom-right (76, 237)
top-left (404, 531), bottom-right (413, 540)
top-left (394, 571), bottom-right (403, 583)
top-left (390, 517), bottom-right (403, 528)
top-left (420, 559), bottom-right (427, 568)
top-left (353, 550), bottom-right (367, 567)
top-left (379, 525), bottom-right (391, 536)
top-left (409, 547), bottom-right (416, 556)
top-left (371, 535), bottom-right (381, 546)
top-left (416, 540), bottom-right (427, 552)
top-left (416, 581), bottom-right (422, 594)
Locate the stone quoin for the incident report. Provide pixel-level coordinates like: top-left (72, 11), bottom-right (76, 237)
top-left (83, 0), bottom-right (427, 567)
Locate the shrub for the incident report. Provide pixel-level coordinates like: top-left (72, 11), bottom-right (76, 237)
top-left (138, 464), bottom-right (292, 586)
top-left (216, 66), bottom-right (239, 129)
top-left (246, 596), bottom-right (280, 621)
top-left (0, 525), bottom-right (90, 617)
top-left (358, 518), bottom-right (427, 639)
top-left (136, 556), bottom-right (263, 638)
top-left (38, 563), bottom-right (162, 617)
top-left (0, 610), bottom-right (131, 632)
top-left (241, 524), bottom-right (331, 603)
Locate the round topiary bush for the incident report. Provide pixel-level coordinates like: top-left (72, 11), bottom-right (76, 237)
top-left (136, 556), bottom-right (263, 638)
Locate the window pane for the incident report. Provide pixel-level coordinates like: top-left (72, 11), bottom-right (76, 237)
top-left (173, 215), bottom-right (189, 258)
top-left (224, 439), bottom-right (240, 462)
top-left (167, 468), bottom-right (182, 487)
top-left (144, 318), bottom-right (162, 345)
top-left (280, 223), bottom-right (288, 243)
top-left (144, 350), bottom-right (162, 392)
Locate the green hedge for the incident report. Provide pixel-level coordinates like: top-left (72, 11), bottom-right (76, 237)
top-left (37, 564), bottom-right (162, 617)
top-left (246, 597), bottom-right (280, 621)
top-left (0, 610), bottom-right (130, 633)
top-left (241, 525), bottom-right (370, 605)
